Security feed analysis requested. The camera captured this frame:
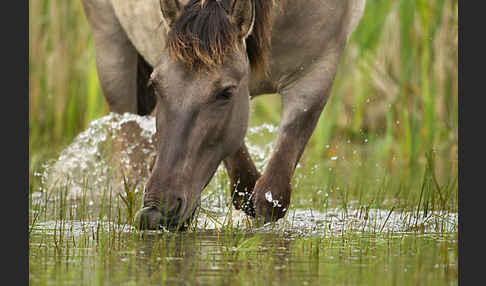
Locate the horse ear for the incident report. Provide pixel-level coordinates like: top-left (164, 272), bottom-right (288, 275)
top-left (230, 0), bottom-right (255, 39)
top-left (160, 0), bottom-right (182, 31)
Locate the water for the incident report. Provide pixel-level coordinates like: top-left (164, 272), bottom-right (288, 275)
top-left (41, 113), bottom-right (157, 200)
top-left (32, 113), bottom-right (457, 234)
top-left (29, 113), bottom-right (458, 285)
top-left (30, 224), bottom-right (457, 285)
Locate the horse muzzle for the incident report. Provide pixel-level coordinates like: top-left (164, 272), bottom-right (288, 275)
top-left (134, 198), bottom-right (189, 230)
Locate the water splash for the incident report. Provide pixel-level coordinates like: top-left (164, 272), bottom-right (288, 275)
top-left (34, 113), bottom-right (276, 209)
top-left (32, 113), bottom-right (457, 235)
top-left (42, 113), bottom-right (157, 201)
top-left (191, 208), bottom-right (457, 235)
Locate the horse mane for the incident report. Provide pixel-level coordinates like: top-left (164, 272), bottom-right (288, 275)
top-left (166, 0), bottom-right (276, 78)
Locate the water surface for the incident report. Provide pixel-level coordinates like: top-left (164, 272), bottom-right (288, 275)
top-left (29, 113), bottom-right (458, 285)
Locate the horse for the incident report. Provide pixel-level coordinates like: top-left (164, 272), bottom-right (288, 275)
top-left (81, 0), bottom-right (366, 230)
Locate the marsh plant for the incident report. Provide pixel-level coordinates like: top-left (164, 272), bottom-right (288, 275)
top-left (29, 0), bottom-right (458, 285)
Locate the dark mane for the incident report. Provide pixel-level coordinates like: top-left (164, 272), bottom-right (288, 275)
top-left (167, 0), bottom-right (276, 78)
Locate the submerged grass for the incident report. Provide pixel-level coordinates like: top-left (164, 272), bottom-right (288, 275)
top-left (30, 201), bottom-right (457, 285)
top-left (28, 133), bottom-right (458, 284)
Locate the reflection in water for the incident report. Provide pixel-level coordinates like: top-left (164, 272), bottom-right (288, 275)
top-left (131, 231), bottom-right (301, 285)
top-left (30, 220), bottom-right (457, 285)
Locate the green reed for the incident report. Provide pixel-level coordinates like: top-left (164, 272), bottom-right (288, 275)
top-left (29, 1), bottom-right (458, 282)
top-left (29, 0), bottom-right (107, 156)
top-left (29, 0), bottom-right (458, 174)
top-left (29, 171), bottom-right (457, 285)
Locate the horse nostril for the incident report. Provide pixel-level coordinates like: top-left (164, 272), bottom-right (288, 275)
top-left (135, 206), bottom-right (162, 230)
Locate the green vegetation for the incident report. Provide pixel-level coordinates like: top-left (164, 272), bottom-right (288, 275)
top-left (29, 0), bottom-right (458, 285)
top-left (29, 0), bottom-right (458, 178)
top-left (29, 171), bottom-right (457, 285)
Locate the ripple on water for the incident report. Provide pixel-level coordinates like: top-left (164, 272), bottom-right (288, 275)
top-left (191, 208), bottom-right (457, 235)
top-left (30, 207), bottom-right (457, 237)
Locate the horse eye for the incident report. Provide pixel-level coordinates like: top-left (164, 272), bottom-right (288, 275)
top-left (215, 87), bottom-right (235, 101)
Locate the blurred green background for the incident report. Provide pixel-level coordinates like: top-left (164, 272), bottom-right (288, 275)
top-left (29, 0), bottom-right (458, 191)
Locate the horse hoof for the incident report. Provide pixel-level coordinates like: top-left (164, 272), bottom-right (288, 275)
top-left (252, 176), bottom-right (290, 224)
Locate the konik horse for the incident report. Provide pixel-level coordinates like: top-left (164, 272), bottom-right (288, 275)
top-left (81, 0), bottom-right (366, 229)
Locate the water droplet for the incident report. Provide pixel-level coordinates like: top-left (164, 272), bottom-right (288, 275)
top-left (265, 191), bottom-right (273, 203)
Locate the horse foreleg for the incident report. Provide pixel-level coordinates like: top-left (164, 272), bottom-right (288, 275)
top-left (82, 0), bottom-right (154, 196)
top-left (223, 143), bottom-right (261, 217)
top-left (81, 0), bottom-right (138, 114)
top-left (252, 41), bottom-right (345, 223)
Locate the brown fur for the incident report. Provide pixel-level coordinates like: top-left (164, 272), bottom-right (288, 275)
top-left (167, 0), bottom-right (276, 77)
